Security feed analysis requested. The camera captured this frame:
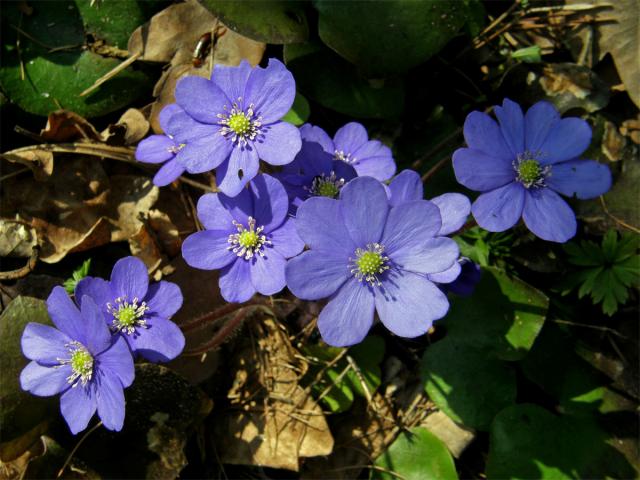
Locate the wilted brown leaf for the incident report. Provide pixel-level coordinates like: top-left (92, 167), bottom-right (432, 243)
top-left (127, 0), bottom-right (265, 133)
top-left (537, 63), bottom-right (610, 113)
top-left (107, 174), bottom-right (159, 242)
top-left (101, 108), bottom-right (150, 146)
top-left (39, 110), bottom-right (102, 143)
top-left (214, 317), bottom-right (334, 472)
top-left (1, 146), bottom-right (53, 181)
top-left (0, 220), bottom-right (37, 258)
top-left (567, 0), bottom-right (640, 108)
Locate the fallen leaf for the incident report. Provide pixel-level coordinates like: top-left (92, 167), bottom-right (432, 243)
top-left (1, 146), bottom-right (54, 181)
top-left (101, 108), bottom-right (150, 146)
top-left (214, 317), bottom-right (334, 472)
top-left (107, 174), bottom-right (159, 242)
top-left (420, 410), bottom-right (475, 459)
top-left (0, 220), bottom-right (37, 258)
top-left (567, 0), bottom-right (640, 108)
top-left (536, 63), bottom-right (610, 113)
top-left (39, 110), bottom-right (102, 143)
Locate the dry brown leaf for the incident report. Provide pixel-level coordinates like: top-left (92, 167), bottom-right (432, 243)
top-left (127, 0), bottom-right (265, 133)
top-left (214, 317), bottom-right (334, 472)
top-left (536, 63), bottom-right (610, 113)
top-left (1, 147), bottom-right (53, 181)
top-left (420, 411), bottom-right (475, 458)
top-left (0, 220), bottom-right (37, 258)
top-left (101, 108), bottom-right (150, 146)
top-left (107, 175), bottom-right (159, 242)
top-left (39, 110), bottom-right (102, 143)
top-left (567, 0), bottom-right (640, 108)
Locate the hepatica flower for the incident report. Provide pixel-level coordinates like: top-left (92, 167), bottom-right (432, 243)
top-left (388, 169), bottom-right (471, 285)
top-left (75, 257), bottom-right (185, 363)
top-left (453, 99), bottom-right (612, 242)
top-left (276, 125), bottom-right (357, 212)
top-left (301, 122), bottom-right (396, 181)
top-left (182, 174), bottom-right (304, 303)
top-left (174, 59), bottom-right (302, 196)
top-left (20, 287), bottom-right (134, 434)
top-left (286, 176), bottom-right (459, 347)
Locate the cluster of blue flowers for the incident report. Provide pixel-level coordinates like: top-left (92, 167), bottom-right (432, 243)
top-left (22, 58), bottom-right (612, 435)
top-left (20, 257), bottom-right (184, 434)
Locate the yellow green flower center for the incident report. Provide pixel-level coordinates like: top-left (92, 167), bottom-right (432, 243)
top-left (228, 113), bottom-right (251, 135)
top-left (518, 159), bottom-right (541, 185)
top-left (60, 341), bottom-right (94, 386)
top-left (238, 230), bottom-right (259, 248)
top-left (227, 216), bottom-right (271, 260)
top-left (350, 243), bottom-right (390, 286)
top-left (107, 296), bottom-right (149, 335)
top-left (317, 182), bottom-right (340, 198)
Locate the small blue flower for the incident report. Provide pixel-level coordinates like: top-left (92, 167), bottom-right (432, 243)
top-left (75, 257), bottom-right (185, 363)
top-left (453, 98), bottom-right (612, 243)
top-left (276, 125), bottom-right (357, 213)
top-left (285, 176), bottom-right (459, 347)
top-left (445, 258), bottom-right (481, 296)
top-left (173, 59), bottom-right (302, 197)
top-left (182, 174), bottom-right (305, 303)
top-left (298, 123), bottom-right (396, 181)
top-left (20, 287), bottom-right (134, 434)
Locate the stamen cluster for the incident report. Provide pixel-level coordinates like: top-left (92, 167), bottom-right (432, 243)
top-left (227, 216), bottom-right (271, 260)
top-left (306, 172), bottom-right (346, 198)
top-left (334, 149), bottom-right (355, 164)
top-left (513, 151), bottom-right (551, 189)
top-left (350, 243), bottom-right (390, 286)
top-left (59, 341), bottom-right (94, 387)
top-left (218, 99), bottom-right (262, 146)
top-left (107, 296), bottom-right (149, 335)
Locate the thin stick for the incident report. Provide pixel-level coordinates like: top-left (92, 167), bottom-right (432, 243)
top-left (180, 302), bottom-right (251, 333)
top-left (0, 167), bottom-right (29, 183)
top-left (420, 153), bottom-right (452, 183)
top-left (599, 196), bottom-right (640, 234)
top-left (79, 52), bottom-right (141, 97)
top-left (179, 176), bottom-right (217, 193)
top-left (411, 127), bottom-right (462, 170)
top-left (56, 421), bottom-right (103, 478)
top-left (0, 246), bottom-right (39, 281)
top-left (183, 308), bottom-right (252, 356)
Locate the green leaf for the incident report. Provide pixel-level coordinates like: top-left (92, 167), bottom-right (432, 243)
top-left (486, 404), bottom-right (635, 479)
top-left (314, 0), bottom-right (471, 76)
top-left (421, 338), bottom-right (516, 430)
top-left (200, 0), bottom-right (308, 44)
top-left (0, 1), bottom-right (155, 118)
top-left (521, 323), bottom-right (631, 415)
top-left (75, 0), bottom-right (168, 49)
top-left (601, 229), bottom-right (618, 260)
top-left (0, 297), bottom-right (55, 448)
top-left (371, 427), bottom-right (458, 480)
top-left (63, 258), bottom-right (92, 294)
top-left (442, 266), bottom-right (548, 361)
top-left (281, 92), bottom-right (310, 126)
top-left (345, 335), bottom-right (385, 398)
top-left (284, 42), bottom-right (404, 119)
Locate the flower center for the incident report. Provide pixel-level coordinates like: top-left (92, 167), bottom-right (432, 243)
top-left (334, 150), bottom-right (356, 165)
top-left (218, 99), bottom-right (262, 146)
top-left (227, 216), bottom-right (271, 260)
top-left (513, 151), bottom-right (551, 188)
top-left (350, 243), bottom-right (390, 286)
top-left (58, 341), bottom-right (94, 387)
top-left (306, 172), bottom-right (346, 199)
top-left (167, 142), bottom-right (186, 154)
top-left (107, 296), bottom-right (149, 335)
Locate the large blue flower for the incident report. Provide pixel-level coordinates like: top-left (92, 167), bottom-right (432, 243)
top-left (285, 176), bottom-right (459, 346)
top-left (75, 257), bottom-right (185, 363)
top-left (20, 288), bottom-right (134, 434)
top-left (173, 59), bottom-right (302, 196)
top-left (453, 99), bottom-right (611, 243)
top-left (298, 123), bottom-right (396, 181)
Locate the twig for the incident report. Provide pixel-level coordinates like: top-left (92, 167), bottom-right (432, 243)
top-left (56, 421), bottom-right (103, 478)
top-left (0, 167), bottom-right (29, 183)
top-left (551, 319), bottom-right (633, 341)
top-left (0, 246), bottom-right (39, 281)
top-left (79, 52), bottom-right (142, 97)
top-left (420, 152), bottom-right (453, 183)
top-left (10, 24), bottom-right (80, 52)
top-left (599, 196), bottom-right (640, 234)
top-left (179, 176), bottom-right (217, 193)
top-left (180, 302), bottom-right (252, 333)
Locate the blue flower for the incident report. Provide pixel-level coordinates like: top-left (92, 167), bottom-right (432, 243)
top-left (182, 174), bottom-right (305, 303)
top-left (285, 176), bottom-right (459, 346)
top-left (297, 123), bottom-right (396, 181)
top-left (173, 59), bottom-right (302, 196)
top-left (453, 99), bottom-right (612, 243)
top-left (20, 287), bottom-right (134, 434)
top-left (75, 257), bottom-right (185, 363)
top-left (276, 125), bottom-right (357, 213)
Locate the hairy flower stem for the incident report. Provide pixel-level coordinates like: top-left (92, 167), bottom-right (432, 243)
top-left (179, 299), bottom-right (263, 333)
top-left (183, 307), bottom-right (254, 356)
